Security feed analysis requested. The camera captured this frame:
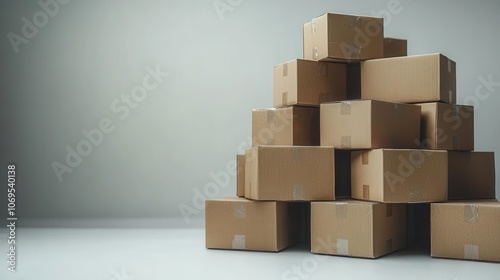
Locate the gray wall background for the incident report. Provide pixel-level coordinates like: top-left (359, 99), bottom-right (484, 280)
top-left (1, 0), bottom-right (499, 226)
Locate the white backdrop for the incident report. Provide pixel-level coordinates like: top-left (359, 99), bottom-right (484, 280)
top-left (1, 0), bottom-right (499, 226)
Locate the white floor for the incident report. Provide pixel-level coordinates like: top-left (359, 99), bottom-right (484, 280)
top-left (1, 227), bottom-right (499, 280)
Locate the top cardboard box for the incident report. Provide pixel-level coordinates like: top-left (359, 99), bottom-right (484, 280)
top-left (361, 53), bottom-right (456, 104)
top-left (303, 13), bottom-right (384, 62)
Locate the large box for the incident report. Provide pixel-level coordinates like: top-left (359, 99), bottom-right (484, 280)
top-left (303, 13), bottom-right (384, 62)
top-left (245, 146), bottom-right (335, 201)
top-left (361, 54), bottom-right (456, 104)
top-left (321, 100), bottom-right (421, 149)
top-left (383, 37), bottom-right (407, 58)
top-left (273, 59), bottom-right (346, 107)
top-left (351, 149), bottom-right (448, 203)
top-left (236, 154), bottom-right (245, 197)
top-left (252, 107), bottom-right (319, 146)
top-left (431, 200), bottom-right (500, 262)
top-left (311, 200), bottom-right (407, 258)
top-left (417, 102), bottom-right (474, 151)
top-left (205, 197), bottom-right (291, 252)
top-left (448, 151), bottom-right (496, 200)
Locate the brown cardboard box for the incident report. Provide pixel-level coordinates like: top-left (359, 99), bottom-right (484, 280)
top-left (448, 151), bottom-right (496, 200)
top-left (351, 149), bottom-right (448, 203)
top-left (417, 103), bottom-right (474, 150)
top-left (383, 37), bottom-right (407, 58)
top-left (311, 200), bottom-right (407, 258)
top-left (245, 146), bottom-right (335, 201)
top-left (321, 100), bottom-right (421, 149)
top-left (273, 59), bottom-right (346, 107)
top-left (431, 200), bottom-right (500, 262)
top-left (205, 197), bottom-right (291, 252)
top-left (361, 53), bottom-right (456, 104)
top-left (252, 107), bottom-right (319, 146)
top-left (236, 154), bottom-right (245, 197)
top-left (303, 13), bottom-right (384, 62)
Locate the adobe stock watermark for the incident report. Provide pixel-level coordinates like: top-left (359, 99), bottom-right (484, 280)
top-left (178, 109), bottom-right (295, 224)
top-left (213, 0), bottom-right (243, 21)
top-left (281, 236), bottom-right (335, 280)
top-left (7, 0), bottom-right (72, 54)
top-left (50, 65), bottom-right (169, 183)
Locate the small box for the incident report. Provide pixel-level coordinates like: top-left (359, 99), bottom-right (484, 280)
top-left (252, 107), bottom-right (319, 146)
top-left (431, 200), bottom-right (500, 262)
top-left (361, 53), bottom-right (456, 104)
top-left (303, 13), bottom-right (384, 62)
top-left (205, 197), bottom-right (291, 252)
top-left (273, 59), bottom-right (346, 107)
top-left (245, 146), bottom-right (335, 201)
top-left (417, 102), bottom-right (474, 150)
top-left (351, 149), bottom-right (448, 203)
top-left (311, 200), bottom-right (407, 258)
top-left (383, 37), bottom-right (407, 58)
top-left (321, 100), bottom-right (421, 149)
top-left (236, 154), bottom-right (245, 197)
top-left (448, 151), bottom-right (496, 200)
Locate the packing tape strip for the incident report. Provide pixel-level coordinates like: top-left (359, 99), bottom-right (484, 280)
top-left (337, 239), bottom-right (349, 256)
top-left (266, 109), bottom-right (276, 124)
top-left (291, 147), bottom-right (303, 162)
top-left (363, 185), bottom-right (370, 200)
top-left (408, 188), bottom-right (422, 203)
top-left (293, 185), bottom-right (305, 200)
top-left (233, 202), bottom-right (246, 219)
top-left (232, 235), bottom-right (246, 250)
top-left (341, 101), bottom-right (352, 115)
top-left (313, 47), bottom-right (319, 59)
top-left (464, 204), bottom-right (479, 223)
top-left (311, 17), bottom-right (317, 33)
top-left (336, 202), bottom-right (348, 219)
top-left (351, 16), bottom-right (361, 28)
top-left (464, 244), bottom-right (479, 260)
top-left (449, 90), bottom-right (453, 103)
top-left (282, 63), bottom-right (288, 77)
top-left (386, 204), bottom-right (393, 217)
top-left (281, 92), bottom-right (288, 106)
top-left (362, 152), bottom-right (369, 165)
top-left (341, 136), bottom-right (351, 149)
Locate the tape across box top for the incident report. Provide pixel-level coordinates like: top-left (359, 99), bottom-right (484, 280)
top-left (320, 100), bottom-right (421, 149)
top-left (431, 200), bottom-right (500, 262)
top-left (273, 59), bottom-right (346, 107)
top-left (303, 13), bottom-right (384, 62)
top-left (361, 53), bottom-right (456, 104)
top-left (311, 200), bottom-right (407, 258)
top-left (351, 149), bottom-right (448, 203)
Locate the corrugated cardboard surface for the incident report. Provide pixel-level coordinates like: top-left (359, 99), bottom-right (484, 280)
top-left (361, 53), bottom-right (456, 103)
top-left (321, 100), bottom-right (421, 149)
top-left (273, 59), bottom-right (346, 107)
top-left (417, 102), bottom-right (474, 150)
top-left (311, 200), bottom-right (406, 258)
top-left (303, 13), bottom-right (384, 61)
top-left (383, 37), bottom-right (407, 58)
top-left (245, 146), bottom-right (335, 201)
top-left (448, 151), bottom-right (496, 200)
top-left (351, 149), bottom-right (448, 203)
top-left (431, 200), bottom-right (500, 262)
top-left (236, 154), bottom-right (245, 197)
top-left (252, 107), bottom-right (319, 146)
top-left (205, 197), bottom-right (290, 252)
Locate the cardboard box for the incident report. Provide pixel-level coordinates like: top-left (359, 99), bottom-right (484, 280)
top-left (321, 100), bottom-right (421, 149)
top-left (303, 13), bottom-right (384, 62)
top-left (431, 200), bottom-right (500, 262)
top-left (245, 146), bottom-right (335, 201)
top-left (383, 37), bottom-right (407, 58)
top-left (448, 151), bottom-right (496, 200)
top-left (236, 154), bottom-right (245, 197)
top-left (252, 107), bottom-right (319, 146)
top-left (417, 103), bottom-right (474, 150)
top-left (205, 197), bottom-right (291, 252)
top-left (361, 53), bottom-right (456, 104)
top-left (311, 200), bottom-right (407, 258)
top-left (273, 59), bottom-right (346, 107)
top-left (351, 149), bottom-right (448, 203)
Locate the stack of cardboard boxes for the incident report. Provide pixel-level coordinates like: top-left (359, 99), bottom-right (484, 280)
top-left (206, 12), bottom-right (499, 262)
